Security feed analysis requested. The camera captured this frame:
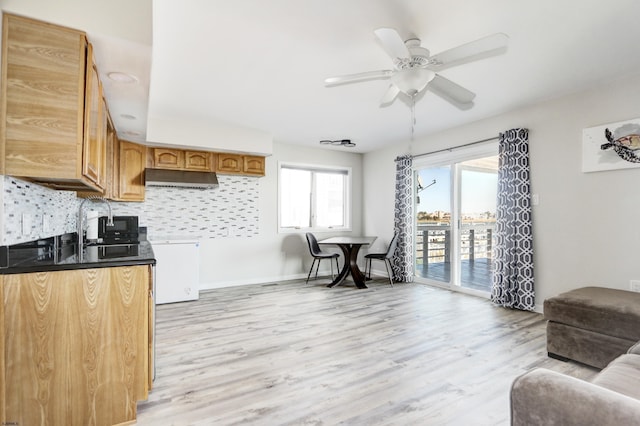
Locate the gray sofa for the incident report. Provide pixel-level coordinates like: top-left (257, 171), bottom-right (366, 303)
top-left (511, 341), bottom-right (640, 425)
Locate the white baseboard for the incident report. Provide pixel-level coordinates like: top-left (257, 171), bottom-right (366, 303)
top-left (198, 266), bottom-right (390, 291)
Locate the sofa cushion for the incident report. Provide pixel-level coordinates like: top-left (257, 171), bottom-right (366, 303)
top-left (511, 368), bottom-right (640, 426)
top-left (592, 354), bottom-right (640, 400)
top-left (544, 287), bottom-right (640, 341)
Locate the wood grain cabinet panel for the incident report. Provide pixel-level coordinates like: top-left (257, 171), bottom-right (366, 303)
top-left (217, 153), bottom-right (242, 173)
top-left (0, 266), bottom-right (151, 426)
top-left (150, 147), bottom-right (265, 177)
top-left (117, 140), bottom-right (146, 201)
top-left (0, 280), bottom-right (4, 420)
top-left (0, 13), bottom-right (106, 192)
top-left (185, 150), bottom-right (214, 171)
top-left (78, 129), bottom-right (145, 202)
top-left (243, 155), bottom-right (266, 176)
top-left (153, 148), bottom-right (184, 170)
top-left (81, 48), bottom-right (106, 189)
top-left (153, 148), bottom-right (214, 172)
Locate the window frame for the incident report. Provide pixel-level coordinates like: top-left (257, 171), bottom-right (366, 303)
top-left (278, 161), bottom-right (352, 233)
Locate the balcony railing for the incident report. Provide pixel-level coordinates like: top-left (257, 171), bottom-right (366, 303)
top-left (416, 222), bottom-right (495, 292)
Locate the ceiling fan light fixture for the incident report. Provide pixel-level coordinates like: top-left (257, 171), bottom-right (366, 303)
top-left (392, 68), bottom-right (436, 96)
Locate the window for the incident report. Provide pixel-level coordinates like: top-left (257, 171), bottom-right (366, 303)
top-left (278, 162), bottom-right (351, 232)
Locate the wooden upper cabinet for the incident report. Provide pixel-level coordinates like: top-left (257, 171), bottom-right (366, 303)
top-left (150, 149), bottom-right (265, 176)
top-left (153, 148), bottom-right (184, 170)
top-left (243, 155), bottom-right (265, 176)
top-left (0, 13), bottom-right (106, 192)
top-left (82, 48), bottom-right (106, 189)
top-left (117, 140), bottom-right (146, 201)
top-left (217, 153), bottom-right (242, 174)
top-left (152, 148), bottom-right (214, 172)
top-left (218, 153), bottom-right (265, 176)
top-left (185, 150), bottom-right (213, 171)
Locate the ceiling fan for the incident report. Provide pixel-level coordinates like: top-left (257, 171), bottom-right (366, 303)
top-left (325, 28), bottom-right (509, 108)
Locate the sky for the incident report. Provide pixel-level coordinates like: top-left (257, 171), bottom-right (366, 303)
top-left (416, 166), bottom-right (498, 214)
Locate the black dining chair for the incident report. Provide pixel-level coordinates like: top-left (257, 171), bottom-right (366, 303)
top-left (305, 233), bottom-right (340, 283)
top-left (364, 232), bottom-right (399, 287)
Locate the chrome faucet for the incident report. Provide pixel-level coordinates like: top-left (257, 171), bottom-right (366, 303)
top-left (77, 196), bottom-right (113, 261)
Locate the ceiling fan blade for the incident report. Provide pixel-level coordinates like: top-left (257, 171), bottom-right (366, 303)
top-left (325, 70), bottom-right (393, 86)
top-left (379, 84), bottom-right (400, 107)
top-left (429, 33), bottom-right (509, 71)
top-left (374, 27), bottom-right (410, 62)
top-left (428, 74), bottom-right (476, 106)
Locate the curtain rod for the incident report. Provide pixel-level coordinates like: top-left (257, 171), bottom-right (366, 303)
top-left (412, 136), bottom-right (499, 159)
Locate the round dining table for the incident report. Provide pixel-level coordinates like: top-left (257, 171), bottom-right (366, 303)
top-left (318, 236), bottom-right (377, 289)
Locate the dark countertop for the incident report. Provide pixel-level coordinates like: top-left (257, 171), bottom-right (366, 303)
top-left (0, 233), bottom-right (156, 275)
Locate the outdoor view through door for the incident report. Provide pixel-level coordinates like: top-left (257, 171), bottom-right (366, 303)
top-left (415, 152), bottom-right (498, 294)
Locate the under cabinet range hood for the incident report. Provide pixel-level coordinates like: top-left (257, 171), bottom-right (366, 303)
top-left (145, 168), bottom-right (219, 189)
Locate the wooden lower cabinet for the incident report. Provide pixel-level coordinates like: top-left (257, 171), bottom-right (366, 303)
top-left (0, 265), bottom-right (152, 426)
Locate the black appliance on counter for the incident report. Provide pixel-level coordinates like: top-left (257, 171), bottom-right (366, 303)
top-left (99, 215), bottom-right (139, 244)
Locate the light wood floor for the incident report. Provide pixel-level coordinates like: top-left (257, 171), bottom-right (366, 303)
top-left (136, 278), bottom-right (597, 425)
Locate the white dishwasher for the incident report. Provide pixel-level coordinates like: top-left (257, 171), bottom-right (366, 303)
top-left (150, 238), bottom-right (200, 304)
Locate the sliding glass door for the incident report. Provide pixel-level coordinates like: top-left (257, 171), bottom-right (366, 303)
top-left (414, 144), bottom-right (498, 294)
top-left (415, 165), bottom-right (452, 284)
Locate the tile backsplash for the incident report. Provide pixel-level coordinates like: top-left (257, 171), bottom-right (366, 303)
top-left (113, 175), bottom-right (260, 239)
top-left (2, 176), bottom-right (77, 244)
top-left (1, 174), bottom-right (260, 245)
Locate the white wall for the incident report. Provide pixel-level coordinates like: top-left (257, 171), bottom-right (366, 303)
top-left (363, 72), bottom-right (640, 310)
top-left (146, 115), bottom-right (273, 156)
top-left (198, 141), bottom-right (363, 289)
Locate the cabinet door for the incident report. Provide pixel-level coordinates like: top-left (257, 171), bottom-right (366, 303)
top-left (0, 277), bottom-right (4, 419)
top-left (82, 45), bottom-right (106, 190)
top-left (147, 266), bottom-right (154, 391)
top-left (217, 153), bottom-right (242, 173)
top-left (118, 140), bottom-right (146, 201)
top-left (185, 150), bottom-right (213, 171)
top-left (2, 267), bottom-right (149, 425)
top-left (153, 148), bottom-right (184, 169)
top-left (103, 112), bottom-right (117, 198)
top-left (1, 14), bottom-right (87, 183)
top-left (243, 155), bottom-right (265, 176)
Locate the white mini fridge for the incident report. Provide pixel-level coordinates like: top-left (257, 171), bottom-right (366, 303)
top-left (150, 238), bottom-right (200, 304)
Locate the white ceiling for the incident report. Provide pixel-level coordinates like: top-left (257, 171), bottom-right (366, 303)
top-left (6, 0), bottom-right (640, 153)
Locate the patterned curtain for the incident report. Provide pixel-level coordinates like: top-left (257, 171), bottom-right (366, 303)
top-left (392, 155), bottom-right (414, 283)
top-left (491, 128), bottom-right (535, 310)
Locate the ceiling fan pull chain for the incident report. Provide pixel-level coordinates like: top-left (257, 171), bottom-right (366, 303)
top-left (411, 95), bottom-right (416, 141)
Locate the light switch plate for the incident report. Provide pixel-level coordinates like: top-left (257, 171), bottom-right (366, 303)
top-left (531, 194), bottom-right (539, 205)
top-left (22, 213), bottom-right (31, 235)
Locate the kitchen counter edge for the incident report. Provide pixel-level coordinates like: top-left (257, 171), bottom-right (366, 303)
top-left (0, 240), bottom-right (156, 275)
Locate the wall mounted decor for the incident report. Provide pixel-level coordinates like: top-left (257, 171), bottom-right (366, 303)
top-left (582, 117), bottom-right (640, 172)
